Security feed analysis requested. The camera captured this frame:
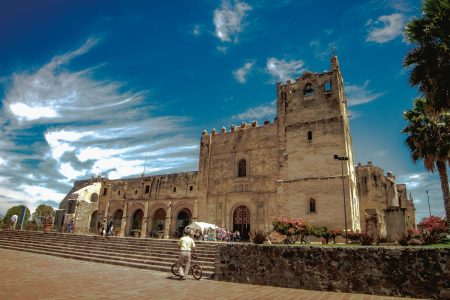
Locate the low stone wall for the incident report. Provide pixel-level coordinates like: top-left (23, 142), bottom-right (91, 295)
top-left (214, 244), bottom-right (450, 299)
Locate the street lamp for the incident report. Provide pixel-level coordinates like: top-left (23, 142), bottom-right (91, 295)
top-left (426, 190), bottom-right (431, 217)
top-left (334, 154), bottom-right (349, 243)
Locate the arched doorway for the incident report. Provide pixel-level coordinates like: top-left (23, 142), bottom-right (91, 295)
top-left (130, 209), bottom-right (143, 236)
top-left (151, 208), bottom-right (166, 238)
top-left (233, 205), bottom-right (250, 240)
top-left (113, 209), bottom-right (123, 235)
top-left (175, 209), bottom-right (191, 238)
top-left (89, 210), bottom-right (98, 233)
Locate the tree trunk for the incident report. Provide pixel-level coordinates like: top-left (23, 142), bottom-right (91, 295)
top-left (436, 160), bottom-right (450, 231)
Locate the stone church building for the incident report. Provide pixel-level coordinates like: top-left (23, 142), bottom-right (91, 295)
top-left (58, 56), bottom-right (415, 241)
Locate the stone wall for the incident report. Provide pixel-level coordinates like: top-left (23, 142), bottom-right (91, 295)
top-left (214, 244), bottom-right (450, 299)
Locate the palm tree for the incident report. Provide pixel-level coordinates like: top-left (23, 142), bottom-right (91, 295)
top-left (404, 0), bottom-right (450, 112)
top-left (403, 98), bottom-right (450, 228)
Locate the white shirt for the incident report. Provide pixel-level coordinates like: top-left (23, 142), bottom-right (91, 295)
top-left (11, 215), bottom-right (18, 222)
top-left (178, 236), bottom-right (195, 251)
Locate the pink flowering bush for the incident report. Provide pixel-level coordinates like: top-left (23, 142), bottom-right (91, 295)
top-left (272, 217), bottom-right (308, 244)
top-left (417, 216), bottom-right (448, 244)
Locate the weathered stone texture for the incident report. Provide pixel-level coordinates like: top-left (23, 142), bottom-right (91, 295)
top-left (215, 244), bottom-right (450, 299)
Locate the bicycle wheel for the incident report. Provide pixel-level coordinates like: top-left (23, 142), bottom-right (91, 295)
top-left (191, 264), bottom-right (203, 280)
top-left (171, 263), bottom-right (180, 276)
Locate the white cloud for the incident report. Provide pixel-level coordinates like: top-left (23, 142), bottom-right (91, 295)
top-left (213, 0), bottom-right (252, 43)
top-left (9, 103), bottom-right (59, 121)
top-left (217, 46), bottom-right (228, 54)
top-left (345, 80), bottom-right (384, 106)
top-left (366, 13), bottom-right (404, 43)
top-left (233, 61), bottom-right (255, 83)
top-left (59, 163), bottom-right (86, 181)
top-left (192, 24), bottom-right (201, 37)
top-left (266, 57), bottom-right (305, 83)
top-left (0, 38), bottom-right (199, 214)
top-left (233, 100), bottom-right (276, 121)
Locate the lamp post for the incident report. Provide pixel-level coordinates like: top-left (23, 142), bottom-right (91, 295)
top-left (334, 154), bottom-right (349, 243)
top-left (426, 190), bottom-right (431, 217)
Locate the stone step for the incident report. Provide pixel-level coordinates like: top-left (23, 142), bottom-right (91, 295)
top-left (0, 237), bottom-right (216, 267)
top-left (0, 236), bottom-right (216, 257)
top-left (0, 240), bottom-right (215, 272)
top-left (0, 231), bottom-right (218, 250)
top-left (0, 230), bottom-right (217, 277)
top-left (0, 243), bottom-right (214, 277)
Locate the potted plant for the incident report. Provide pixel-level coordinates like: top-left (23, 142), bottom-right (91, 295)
top-left (41, 210), bottom-right (55, 233)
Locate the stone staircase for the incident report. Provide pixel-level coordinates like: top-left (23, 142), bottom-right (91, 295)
top-left (0, 230), bottom-right (217, 277)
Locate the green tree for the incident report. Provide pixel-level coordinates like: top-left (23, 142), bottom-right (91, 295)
top-left (404, 0), bottom-right (450, 112)
top-left (402, 98), bottom-right (450, 229)
top-left (5, 205), bottom-right (31, 229)
top-left (32, 204), bottom-right (55, 225)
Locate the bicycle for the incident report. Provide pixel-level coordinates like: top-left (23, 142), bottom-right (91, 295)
top-left (171, 254), bottom-right (203, 280)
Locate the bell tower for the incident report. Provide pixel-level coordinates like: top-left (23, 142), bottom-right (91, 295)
top-left (275, 56), bottom-right (360, 232)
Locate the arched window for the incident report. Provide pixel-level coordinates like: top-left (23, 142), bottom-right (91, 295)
top-left (303, 83), bottom-right (314, 96)
top-left (90, 193), bottom-right (99, 203)
top-left (309, 198), bottom-right (316, 213)
top-left (324, 81), bottom-right (332, 93)
top-left (238, 159), bottom-right (247, 177)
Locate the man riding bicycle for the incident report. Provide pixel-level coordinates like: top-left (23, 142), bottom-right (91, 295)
top-left (177, 227), bottom-right (196, 280)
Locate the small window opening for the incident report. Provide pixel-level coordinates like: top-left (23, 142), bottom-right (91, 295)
top-left (238, 159), bottom-right (247, 177)
top-left (309, 199), bottom-right (316, 213)
top-left (134, 189), bottom-right (138, 194)
top-left (307, 131), bottom-right (312, 140)
top-left (173, 186), bottom-right (176, 192)
top-left (103, 188), bottom-right (108, 196)
top-left (145, 185), bottom-right (150, 193)
top-left (118, 190), bottom-right (121, 195)
top-left (189, 185), bottom-right (193, 191)
top-left (324, 81), bottom-right (331, 93)
top-left (303, 83), bottom-right (314, 96)
top-left (281, 91), bottom-right (286, 100)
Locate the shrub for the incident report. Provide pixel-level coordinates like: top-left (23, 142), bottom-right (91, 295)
top-left (346, 231), bottom-right (361, 244)
top-left (359, 233), bottom-right (374, 245)
top-left (417, 216), bottom-right (447, 245)
top-left (249, 230), bottom-right (268, 244)
top-left (376, 236), bottom-right (388, 244)
top-left (272, 217), bottom-right (310, 243)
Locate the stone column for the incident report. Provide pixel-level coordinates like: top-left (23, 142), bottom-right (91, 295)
top-left (193, 199), bottom-right (198, 222)
top-left (141, 201), bottom-right (149, 238)
top-left (119, 201), bottom-right (128, 237)
top-left (164, 202), bottom-right (172, 239)
top-left (103, 183), bottom-right (112, 220)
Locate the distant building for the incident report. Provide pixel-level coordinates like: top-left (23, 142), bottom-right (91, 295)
top-left (58, 56), bottom-right (415, 241)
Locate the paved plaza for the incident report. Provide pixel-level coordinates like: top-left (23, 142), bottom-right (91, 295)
top-left (0, 249), bottom-right (420, 300)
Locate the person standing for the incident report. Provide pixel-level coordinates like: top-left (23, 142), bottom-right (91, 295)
top-left (106, 216), bottom-right (113, 236)
top-left (10, 214), bottom-right (18, 230)
top-left (177, 228), bottom-right (196, 280)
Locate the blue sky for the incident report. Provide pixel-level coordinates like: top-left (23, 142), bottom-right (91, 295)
top-left (0, 0), bottom-right (446, 222)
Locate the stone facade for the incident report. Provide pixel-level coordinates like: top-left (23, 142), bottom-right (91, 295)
top-left (214, 244), bottom-right (450, 299)
top-left (58, 56), bottom-right (414, 239)
top-left (356, 162), bottom-right (416, 240)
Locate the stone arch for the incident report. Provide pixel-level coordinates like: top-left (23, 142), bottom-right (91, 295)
top-left (89, 210), bottom-right (99, 233)
top-left (171, 201), bottom-right (194, 238)
top-left (126, 204), bottom-right (145, 236)
top-left (303, 83), bottom-right (314, 96)
top-left (150, 206), bottom-right (167, 238)
top-left (231, 204), bottom-right (251, 240)
top-left (174, 208), bottom-right (192, 238)
top-left (309, 198), bottom-right (316, 213)
top-left (90, 193), bottom-right (99, 203)
top-left (238, 159), bottom-right (247, 177)
top-left (112, 209), bottom-right (123, 233)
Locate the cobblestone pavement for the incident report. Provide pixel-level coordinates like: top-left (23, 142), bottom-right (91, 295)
top-left (0, 249), bottom-right (422, 300)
